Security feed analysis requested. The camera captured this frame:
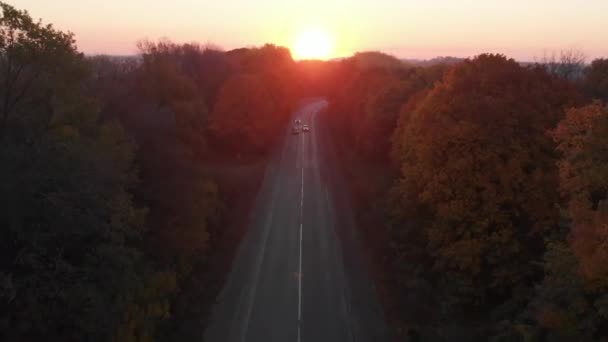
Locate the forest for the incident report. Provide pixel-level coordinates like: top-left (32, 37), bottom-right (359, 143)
top-left (0, 3), bottom-right (299, 341)
top-left (322, 50), bottom-right (608, 340)
top-left (2, 1), bottom-right (608, 341)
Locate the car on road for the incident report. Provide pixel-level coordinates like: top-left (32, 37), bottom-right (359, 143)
top-left (302, 124), bottom-right (310, 132)
top-left (292, 126), bottom-right (300, 134)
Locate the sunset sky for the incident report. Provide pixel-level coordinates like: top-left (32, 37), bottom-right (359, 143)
top-left (15, 0), bottom-right (608, 61)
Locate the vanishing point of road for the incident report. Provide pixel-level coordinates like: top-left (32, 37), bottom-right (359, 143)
top-left (204, 100), bottom-right (389, 342)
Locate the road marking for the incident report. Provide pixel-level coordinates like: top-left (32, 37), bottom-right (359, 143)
top-left (297, 127), bottom-right (304, 342)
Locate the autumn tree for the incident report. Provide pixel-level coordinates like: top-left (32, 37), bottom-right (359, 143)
top-left (206, 45), bottom-right (296, 155)
top-left (328, 61), bottom-right (400, 148)
top-left (358, 65), bottom-right (448, 160)
top-left (533, 102), bottom-right (608, 340)
top-left (389, 54), bottom-right (580, 332)
top-left (584, 58), bottom-right (608, 101)
top-left (227, 44), bottom-right (297, 119)
top-left (357, 81), bottom-right (409, 159)
top-left (209, 74), bottom-right (282, 154)
top-left (326, 51), bottom-right (451, 163)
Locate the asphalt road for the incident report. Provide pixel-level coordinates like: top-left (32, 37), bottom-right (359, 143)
top-left (204, 100), bottom-right (389, 342)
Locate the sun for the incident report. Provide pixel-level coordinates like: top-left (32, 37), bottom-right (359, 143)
top-left (292, 28), bottom-right (333, 60)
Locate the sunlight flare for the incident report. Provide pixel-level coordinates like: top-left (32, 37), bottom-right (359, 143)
top-left (292, 28), bottom-right (333, 60)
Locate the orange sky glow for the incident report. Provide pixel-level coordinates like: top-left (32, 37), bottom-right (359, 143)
top-left (14, 0), bottom-right (608, 61)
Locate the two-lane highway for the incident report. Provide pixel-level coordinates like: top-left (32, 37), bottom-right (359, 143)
top-left (204, 100), bottom-right (388, 342)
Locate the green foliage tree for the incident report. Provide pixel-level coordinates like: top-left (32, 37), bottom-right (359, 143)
top-left (0, 1), bottom-right (87, 140)
top-left (0, 3), bottom-right (154, 341)
top-left (137, 40), bottom-right (210, 153)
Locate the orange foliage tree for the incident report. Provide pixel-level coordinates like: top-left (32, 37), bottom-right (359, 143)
top-left (207, 45), bottom-right (295, 156)
top-left (532, 102), bottom-right (608, 340)
top-left (209, 74), bottom-right (282, 154)
top-left (328, 57), bottom-right (402, 148)
top-left (389, 54), bottom-right (580, 320)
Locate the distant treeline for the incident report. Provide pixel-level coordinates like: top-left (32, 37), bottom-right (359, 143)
top-left (320, 49), bottom-right (608, 340)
